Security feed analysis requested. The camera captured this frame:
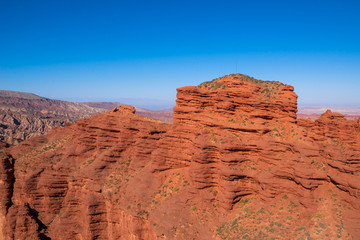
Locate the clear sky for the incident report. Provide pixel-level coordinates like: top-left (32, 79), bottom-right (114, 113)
top-left (0, 0), bottom-right (359, 109)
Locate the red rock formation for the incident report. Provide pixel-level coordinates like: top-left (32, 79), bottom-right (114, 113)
top-left (0, 74), bottom-right (359, 239)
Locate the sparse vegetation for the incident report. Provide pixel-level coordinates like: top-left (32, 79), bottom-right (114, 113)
top-left (199, 79), bottom-right (226, 90)
top-left (137, 210), bottom-right (148, 216)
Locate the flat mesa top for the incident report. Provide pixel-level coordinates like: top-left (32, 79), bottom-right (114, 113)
top-left (198, 74), bottom-right (283, 91)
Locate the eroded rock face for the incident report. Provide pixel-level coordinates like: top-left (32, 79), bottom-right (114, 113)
top-left (0, 75), bottom-right (359, 240)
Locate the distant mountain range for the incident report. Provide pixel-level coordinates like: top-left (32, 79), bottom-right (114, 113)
top-left (0, 90), bottom-right (172, 145)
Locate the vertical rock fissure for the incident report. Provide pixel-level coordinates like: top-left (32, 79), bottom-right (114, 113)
top-left (25, 204), bottom-right (51, 240)
top-left (6, 154), bottom-right (14, 214)
top-left (0, 153), bottom-right (15, 214)
top-left (0, 151), bottom-right (15, 239)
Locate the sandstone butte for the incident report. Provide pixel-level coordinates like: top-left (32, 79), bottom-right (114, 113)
top-left (0, 74), bottom-right (359, 240)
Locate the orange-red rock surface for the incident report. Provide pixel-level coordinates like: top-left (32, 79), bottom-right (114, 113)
top-left (0, 74), bottom-right (359, 239)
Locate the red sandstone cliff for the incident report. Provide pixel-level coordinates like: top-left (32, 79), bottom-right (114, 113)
top-left (0, 74), bottom-right (359, 239)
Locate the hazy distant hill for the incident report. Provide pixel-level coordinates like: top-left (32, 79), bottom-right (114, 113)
top-left (83, 102), bottom-right (173, 123)
top-left (0, 90), bottom-right (43, 99)
top-left (298, 106), bottom-right (360, 121)
top-left (82, 101), bottom-right (122, 110)
top-left (0, 90), bottom-right (105, 145)
top-left (135, 107), bottom-right (173, 123)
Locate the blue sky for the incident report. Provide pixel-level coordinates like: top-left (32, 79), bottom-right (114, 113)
top-left (0, 0), bottom-right (359, 109)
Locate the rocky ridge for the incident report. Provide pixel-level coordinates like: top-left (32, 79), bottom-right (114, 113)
top-left (0, 74), bottom-right (359, 239)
